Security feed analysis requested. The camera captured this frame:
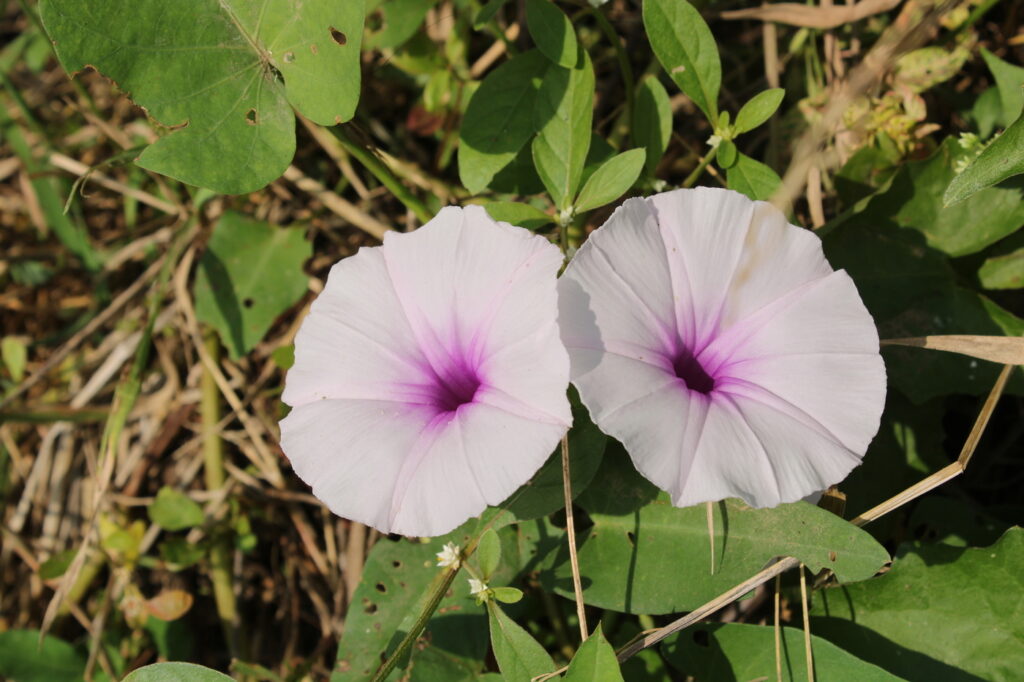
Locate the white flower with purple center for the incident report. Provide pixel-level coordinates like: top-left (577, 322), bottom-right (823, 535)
top-left (558, 187), bottom-right (886, 508)
top-left (280, 206), bottom-right (571, 537)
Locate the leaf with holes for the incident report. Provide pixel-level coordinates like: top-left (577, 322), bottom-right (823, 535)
top-left (663, 623), bottom-right (905, 681)
top-left (810, 528), bottom-right (1024, 682)
top-left (193, 212), bottom-right (310, 360)
top-left (550, 451), bottom-right (889, 614)
top-left (333, 521), bottom-right (491, 681)
top-left (40, 0), bottom-right (364, 194)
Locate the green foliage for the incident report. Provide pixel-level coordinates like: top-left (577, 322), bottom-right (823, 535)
top-left (0, 630), bottom-right (88, 682)
top-left (148, 487), bottom-right (205, 531)
top-left (811, 528), bottom-right (1024, 682)
top-left (550, 448), bottom-right (889, 614)
top-left (979, 246), bottom-right (1024, 290)
top-left (532, 47), bottom-right (595, 210)
top-left (727, 153), bottom-right (782, 200)
top-left (643, 0), bottom-right (720, 121)
top-left (525, 0), bottom-right (578, 68)
top-left (1, 336), bottom-right (27, 382)
top-left (123, 662), bottom-right (233, 681)
top-left (40, 0), bottom-right (363, 194)
top-left (945, 113), bottom-right (1024, 206)
top-left (476, 529), bottom-right (501, 581)
top-left (632, 76), bottom-right (673, 175)
top-left (564, 624), bottom-right (624, 681)
top-left (663, 623), bottom-right (904, 681)
top-left (459, 50), bottom-right (548, 194)
top-left (193, 212), bottom-right (311, 359)
top-left (482, 201), bottom-right (554, 230)
top-left (487, 600), bottom-right (555, 681)
top-left (980, 48), bottom-right (1024, 127)
top-left (734, 88), bottom-right (785, 134)
top-left (574, 149), bottom-right (646, 214)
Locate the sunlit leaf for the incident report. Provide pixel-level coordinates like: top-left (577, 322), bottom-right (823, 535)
top-left (488, 601), bottom-right (555, 680)
top-left (643, 0), bottom-right (720, 120)
top-left (525, 0), bottom-right (578, 68)
top-left (727, 152), bottom-right (781, 200)
top-left (564, 624), bottom-right (624, 682)
top-left (734, 88), bottom-right (784, 134)
top-left (573, 149), bottom-right (646, 214)
top-left (632, 76), bottom-right (673, 175)
top-left (148, 486), bottom-right (205, 532)
top-left (944, 112), bottom-right (1024, 206)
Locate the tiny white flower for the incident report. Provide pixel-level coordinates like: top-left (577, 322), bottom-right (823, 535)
top-left (435, 542), bottom-right (461, 568)
top-left (468, 578), bottom-right (489, 598)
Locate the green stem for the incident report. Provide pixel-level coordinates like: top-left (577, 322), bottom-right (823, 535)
top-left (681, 146), bottom-right (718, 189)
top-left (201, 331), bottom-right (240, 657)
top-left (331, 126), bottom-right (434, 224)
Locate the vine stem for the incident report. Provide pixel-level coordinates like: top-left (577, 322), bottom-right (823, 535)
top-left (330, 126), bottom-right (434, 225)
top-left (681, 146), bottom-right (718, 189)
top-left (562, 435), bottom-right (588, 641)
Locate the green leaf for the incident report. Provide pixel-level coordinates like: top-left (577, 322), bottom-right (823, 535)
top-left (476, 529), bottom-right (501, 581)
top-left (40, 0), bottom-right (363, 194)
top-left (717, 138), bottom-right (737, 169)
top-left (979, 246), bottom-right (1024, 289)
top-left (564, 624), bottom-right (624, 682)
top-left (945, 112), bottom-right (1024, 205)
top-left (811, 528), bottom-right (1024, 682)
top-left (726, 152), bottom-right (781, 200)
top-left (159, 537), bottom-right (206, 571)
top-left (334, 521), bottom-right (490, 681)
top-left (574, 149), bottom-right (646, 214)
top-left (490, 586), bottom-right (524, 604)
top-left (487, 601), bottom-right (556, 681)
top-left (663, 623), bottom-right (905, 681)
top-left (643, 0), bottom-right (720, 120)
top-left (365, 0), bottom-right (433, 50)
top-left (481, 201), bottom-right (554, 230)
top-left (459, 50), bottom-right (549, 194)
top-left (123, 662), bottom-right (233, 681)
top-left (525, 0), bottom-right (578, 68)
top-left (39, 548), bottom-right (77, 580)
top-left (148, 487), bottom-right (205, 531)
top-left (858, 137), bottom-right (1024, 257)
top-left (532, 47), bottom-right (595, 210)
top-left (474, 0), bottom-right (510, 29)
top-left (193, 212), bottom-right (310, 360)
top-left (1, 336), bottom-right (27, 382)
top-left (734, 88), bottom-right (785, 134)
top-left (502, 388), bottom-right (607, 521)
top-left (0, 630), bottom-right (86, 682)
top-left (555, 485), bottom-right (889, 614)
top-left (632, 76), bottom-right (673, 175)
top-left (981, 48), bottom-right (1024, 126)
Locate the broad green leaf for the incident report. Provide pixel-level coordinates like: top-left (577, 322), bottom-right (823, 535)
top-left (580, 133), bottom-right (618, 188)
top-left (194, 212), bottom-right (310, 360)
top-left (334, 521), bottom-right (490, 681)
top-left (40, 0), bottom-right (363, 194)
top-left (124, 662), bottom-right (233, 681)
top-left (502, 388), bottom-right (607, 520)
top-left (643, 0), bottom-right (720, 120)
top-left (554, 451), bottom-right (888, 614)
top-left (459, 50), bottom-right (548, 194)
top-left (525, 0), bottom-right (578, 68)
top-left (981, 48), bottom-right (1024, 126)
top-left (574, 149), bottom-right (646, 214)
top-left (979, 246), bottom-right (1024, 289)
top-left (726, 152), bottom-right (781, 200)
top-left (663, 623), bottom-right (905, 681)
top-left (811, 528), bottom-right (1024, 682)
top-left (365, 0), bottom-right (433, 50)
top-left (717, 138), bottom-right (737, 168)
top-left (487, 601), bottom-right (556, 681)
top-left (857, 137), bottom-right (1024, 257)
top-left (481, 201), bottom-right (554, 230)
top-left (945, 112), bottom-right (1024, 205)
top-left (476, 529), bottom-right (501, 581)
top-left (564, 624), bottom-right (624, 682)
top-left (632, 76), bottom-right (673, 174)
top-left (824, 221), bottom-right (1024, 401)
top-left (148, 487), bottom-right (204, 531)
top-left (532, 47), bottom-right (595, 210)
top-left (734, 88), bottom-right (785, 134)
top-left (0, 630), bottom-right (86, 682)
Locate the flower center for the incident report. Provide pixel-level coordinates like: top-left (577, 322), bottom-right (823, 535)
top-left (431, 364), bottom-right (482, 413)
top-left (672, 348), bottom-right (715, 395)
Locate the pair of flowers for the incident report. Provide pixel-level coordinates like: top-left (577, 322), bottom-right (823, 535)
top-left (279, 188), bottom-right (886, 537)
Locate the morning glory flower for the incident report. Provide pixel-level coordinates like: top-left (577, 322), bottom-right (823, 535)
top-left (280, 206), bottom-right (571, 537)
top-left (558, 188), bottom-right (886, 508)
